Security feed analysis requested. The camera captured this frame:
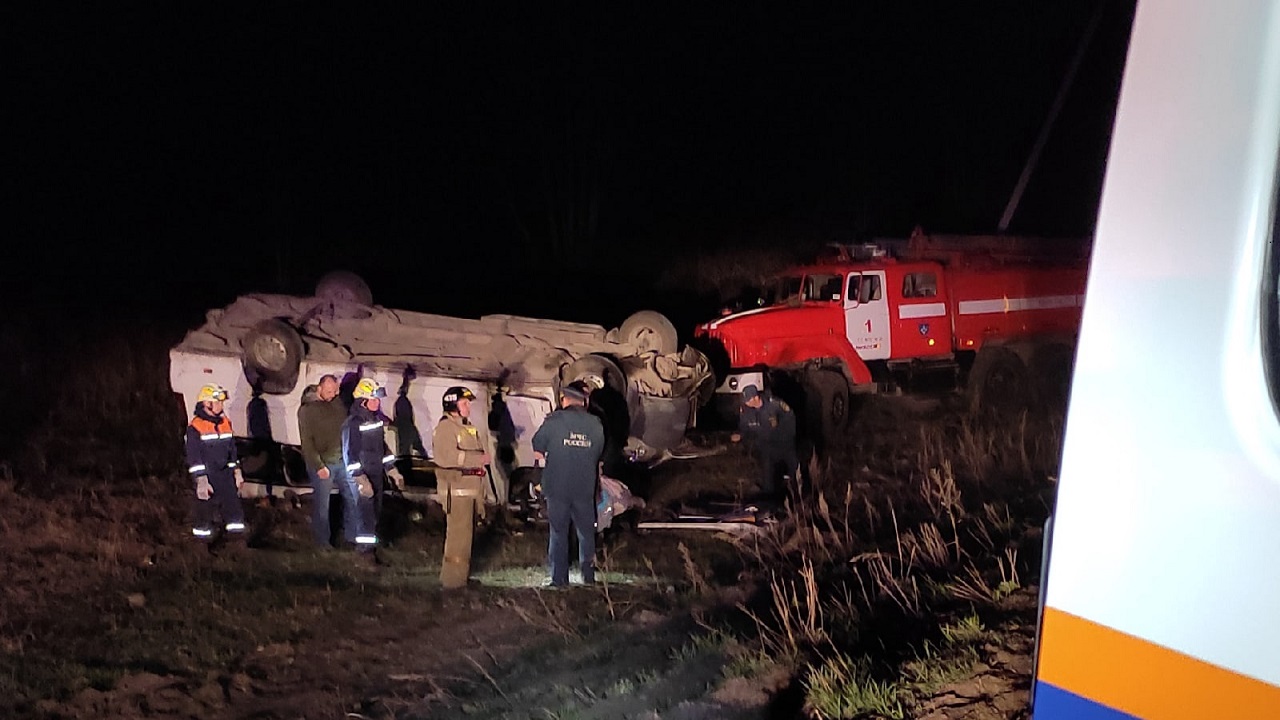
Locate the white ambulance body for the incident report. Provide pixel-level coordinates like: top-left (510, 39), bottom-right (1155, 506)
top-left (1035, 2), bottom-right (1280, 717)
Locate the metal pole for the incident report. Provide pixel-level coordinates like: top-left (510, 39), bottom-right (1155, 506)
top-left (998, 0), bottom-right (1108, 233)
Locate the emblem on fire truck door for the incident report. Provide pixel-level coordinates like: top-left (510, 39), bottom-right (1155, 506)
top-left (918, 323), bottom-right (930, 336)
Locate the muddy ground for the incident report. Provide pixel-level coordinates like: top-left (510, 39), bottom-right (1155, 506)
top-left (0, 392), bottom-right (1051, 720)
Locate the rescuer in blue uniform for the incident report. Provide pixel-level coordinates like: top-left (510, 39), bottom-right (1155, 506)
top-left (184, 383), bottom-right (247, 548)
top-left (732, 384), bottom-right (799, 499)
top-left (341, 378), bottom-right (405, 558)
top-left (532, 381), bottom-right (606, 587)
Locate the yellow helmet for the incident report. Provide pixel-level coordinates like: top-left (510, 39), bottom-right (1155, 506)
top-left (197, 383), bottom-right (229, 403)
top-left (353, 378), bottom-right (386, 400)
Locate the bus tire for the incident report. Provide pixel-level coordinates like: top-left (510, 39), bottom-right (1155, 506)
top-left (242, 318), bottom-right (305, 395)
top-left (315, 270), bottom-right (373, 306)
top-left (618, 310), bottom-right (678, 355)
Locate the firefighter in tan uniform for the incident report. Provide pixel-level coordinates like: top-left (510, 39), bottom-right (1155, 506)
top-left (432, 385), bottom-right (489, 589)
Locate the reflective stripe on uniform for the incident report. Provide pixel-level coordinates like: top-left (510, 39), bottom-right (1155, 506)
top-left (355, 535), bottom-right (378, 545)
top-left (192, 528), bottom-right (213, 537)
top-left (452, 488), bottom-right (481, 497)
top-left (359, 421), bottom-right (383, 432)
top-left (347, 463), bottom-right (362, 472)
top-left (188, 464), bottom-right (207, 473)
top-left (225, 522), bottom-right (246, 532)
top-left (218, 433), bottom-right (233, 439)
top-left (226, 462), bottom-right (238, 469)
top-left (200, 433), bottom-right (219, 441)
top-left (382, 454), bottom-right (395, 464)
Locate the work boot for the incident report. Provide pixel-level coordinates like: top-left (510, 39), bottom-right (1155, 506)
top-left (441, 560), bottom-right (470, 589)
top-left (205, 533), bottom-right (227, 556)
top-left (366, 548), bottom-right (390, 567)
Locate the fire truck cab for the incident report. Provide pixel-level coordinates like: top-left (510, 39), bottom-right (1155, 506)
top-left (696, 232), bottom-right (1088, 434)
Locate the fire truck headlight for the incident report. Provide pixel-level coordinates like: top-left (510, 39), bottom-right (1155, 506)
top-left (728, 377), bottom-right (739, 390)
top-left (928, 339), bottom-right (936, 346)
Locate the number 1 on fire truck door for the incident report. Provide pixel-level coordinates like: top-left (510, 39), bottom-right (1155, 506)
top-left (843, 272), bottom-right (889, 360)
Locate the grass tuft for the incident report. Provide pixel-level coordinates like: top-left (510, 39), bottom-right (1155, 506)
top-left (803, 652), bottom-right (905, 720)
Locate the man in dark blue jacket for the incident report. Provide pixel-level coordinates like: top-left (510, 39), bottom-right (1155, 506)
top-left (341, 378), bottom-right (405, 558)
top-left (732, 384), bottom-right (798, 499)
top-left (532, 381), bottom-right (605, 587)
top-left (185, 383), bottom-right (246, 549)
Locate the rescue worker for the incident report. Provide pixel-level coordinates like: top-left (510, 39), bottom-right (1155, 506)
top-left (299, 374), bottom-right (362, 549)
top-left (731, 384), bottom-right (798, 499)
top-left (432, 385), bottom-right (489, 589)
top-left (184, 383), bottom-right (246, 548)
top-left (532, 381), bottom-right (605, 587)
top-left (341, 378), bottom-right (406, 558)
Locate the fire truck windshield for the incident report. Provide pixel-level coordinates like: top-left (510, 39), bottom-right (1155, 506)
top-left (764, 276), bottom-right (803, 305)
top-left (802, 274), bottom-right (843, 302)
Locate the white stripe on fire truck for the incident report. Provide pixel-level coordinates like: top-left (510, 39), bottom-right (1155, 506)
top-left (898, 303), bottom-right (947, 319)
top-left (707, 305), bottom-right (774, 330)
top-left (957, 294), bottom-right (1081, 315)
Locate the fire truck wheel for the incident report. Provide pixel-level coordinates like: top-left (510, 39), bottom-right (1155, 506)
top-left (1030, 343), bottom-right (1074, 411)
top-left (806, 370), bottom-right (850, 445)
top-left (618, 310), bottom-right (679, 355)
top-left (968, 346), bottom-right (1028, 416)
top-left (242, 318), bottom-right (305, 394)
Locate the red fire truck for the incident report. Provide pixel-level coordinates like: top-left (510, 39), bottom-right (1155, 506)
top-left (693, 228), bottom-right (1090, 438)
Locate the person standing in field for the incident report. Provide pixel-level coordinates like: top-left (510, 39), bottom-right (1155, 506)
top-left (532, 381), bottom-right (605, 587)
top-left (185, 383), bottom-right (247, 552)
top-left (432, 385), bottom-right (489, 589)
top-left (731, 384), bottom-right (799, 500)
top-left (341, 378), bottom-right (406, 561)
top-left (298, 374), bottom-right (363, 550)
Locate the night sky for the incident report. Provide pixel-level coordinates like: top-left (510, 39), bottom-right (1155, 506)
top-left (10, 2), bottom-right (1136, 327)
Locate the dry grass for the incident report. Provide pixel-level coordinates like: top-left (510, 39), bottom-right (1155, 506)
top-left (5, 321), bottom-right (186, 482)
top-left (730, 394), bottom-right (1062, 713)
